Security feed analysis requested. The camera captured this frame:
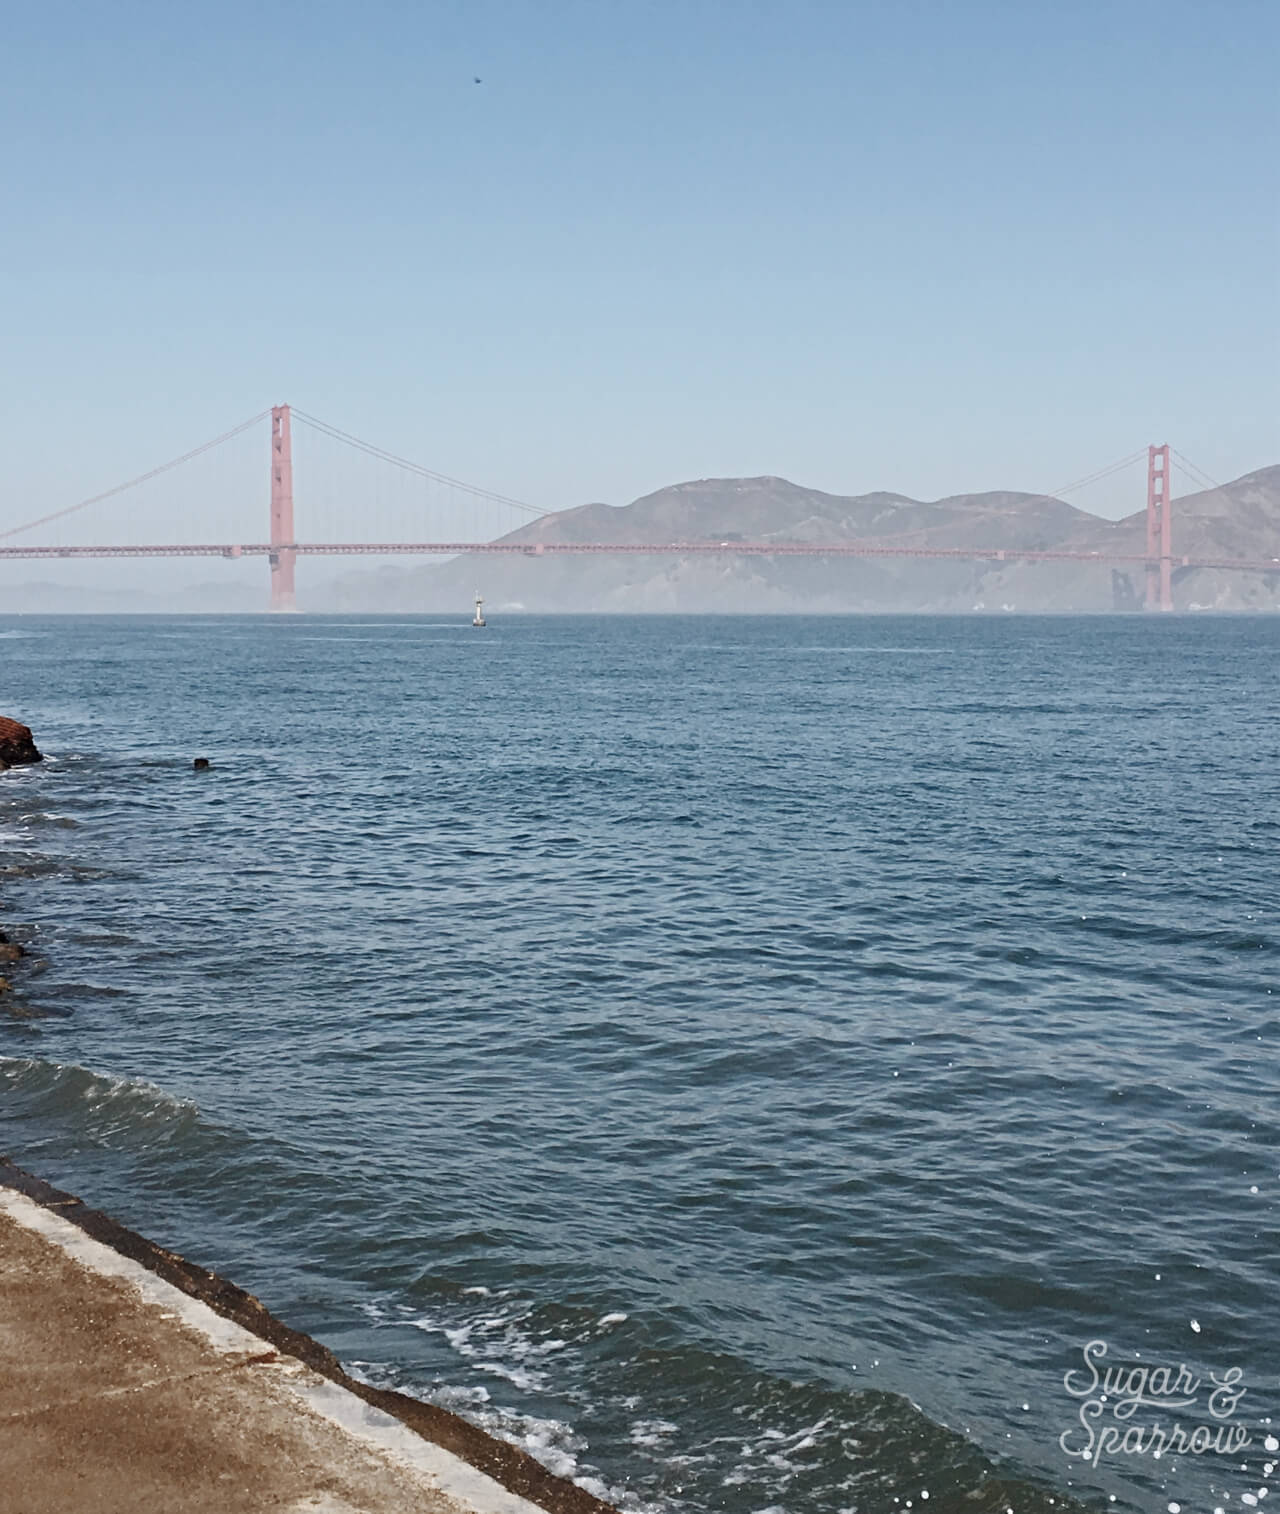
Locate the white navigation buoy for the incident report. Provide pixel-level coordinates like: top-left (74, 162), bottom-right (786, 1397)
top-left (472, 593), bottom-right (486, 628)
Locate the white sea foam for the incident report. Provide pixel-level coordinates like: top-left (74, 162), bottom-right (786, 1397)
top-left (421, 1300), bottom-right (571, 1397)
top-left (472, 1358), bottom-right (548, 1393)
top-left (630, 1419), bottom-right (678, 1448)
top-left (382, 1296), bottom-right (672, 1511)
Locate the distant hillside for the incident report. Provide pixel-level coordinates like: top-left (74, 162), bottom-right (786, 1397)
top-left (1054, 465), bottom-right (1280, 611)
top-left (313, 464), bottom-right (1280, 614)
top-left (1063, 465), bottom-right (1280, 557)
top-left (500, 476), bottom-right (1095, 553)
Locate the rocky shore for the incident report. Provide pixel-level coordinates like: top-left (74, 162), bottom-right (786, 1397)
top-left (0, 715), bottom-right (40, 1012)
top-left (0, 716), bottom-right (42, 771)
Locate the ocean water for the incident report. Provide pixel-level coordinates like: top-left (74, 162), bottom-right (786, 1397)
top-left (1, 613), bottom-right (1277, 1514)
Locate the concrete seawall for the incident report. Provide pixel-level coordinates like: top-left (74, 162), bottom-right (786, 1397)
top-left (0, 1160), bottom-right (620, 1514)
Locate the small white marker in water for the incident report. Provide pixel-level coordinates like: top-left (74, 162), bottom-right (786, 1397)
top-left (1169, 1502), bottom-right (1182, 1513)
top-left (1191, 1319), bottom-right (1202, 1333)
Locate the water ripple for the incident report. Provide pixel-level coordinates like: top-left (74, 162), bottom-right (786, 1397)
top-left (2, 612), bottom-right (1278, 1514)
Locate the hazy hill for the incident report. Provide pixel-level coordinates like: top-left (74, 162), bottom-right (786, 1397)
top-left (1042, 464), bottom-right (1280, 612)
top-left (502, 477), bottom-right (1095, 553)
top-left (1059, 465), bottom-right (1280, 558)
top-left (314, 464), bottom-right (1280, 614)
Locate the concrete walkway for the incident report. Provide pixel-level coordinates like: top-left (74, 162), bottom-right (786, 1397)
top-left (0, 1174), bottom-right (616, 1514)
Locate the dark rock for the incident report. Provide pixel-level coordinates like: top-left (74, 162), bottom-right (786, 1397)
top-left (0, 717), bottom-right (42, 767)
top-left (193, 757), bottom-right (211, 770)
top-left (0, 943), bottom-right (23, 963)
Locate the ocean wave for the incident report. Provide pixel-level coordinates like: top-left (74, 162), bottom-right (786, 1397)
top-left (13, 811), bottom-right (80, 830)
top-left (0, 1056), bottom-right (199, 1148)
top-left (348, 1287), bottom-right (1093, 1514)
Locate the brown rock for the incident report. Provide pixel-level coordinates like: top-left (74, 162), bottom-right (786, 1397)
top-left (0, 943), bottom-right (22, 963)
top-left (0, 718), bottom-right (42, 767)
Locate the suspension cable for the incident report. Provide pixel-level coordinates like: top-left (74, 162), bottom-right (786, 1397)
top-left (1045, 449), bottom-right (1149, 500)
top-left (291, 409), bottom-right (548, 518)
top-left (0, 410), bottom-right (272, 541)
top-left (1170, 448), bottom-right (1229, 494)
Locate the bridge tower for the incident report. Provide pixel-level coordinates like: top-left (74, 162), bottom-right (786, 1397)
top-left (270, 404), bottom-right (297, 613)
top-left (1145, 443), bottom-right (1173, 612)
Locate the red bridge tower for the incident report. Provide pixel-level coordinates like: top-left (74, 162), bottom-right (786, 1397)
top-left (1145, 443), bottom-right (1173, 612)
top-left (270, 404), bottom-right (296, 613)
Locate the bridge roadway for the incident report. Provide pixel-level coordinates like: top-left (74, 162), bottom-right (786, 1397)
top-left (1, 540), bottom-right (1279, 573)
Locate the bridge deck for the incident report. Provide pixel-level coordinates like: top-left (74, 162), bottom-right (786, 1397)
top-left (1, 540), bottom-right (1277, 572)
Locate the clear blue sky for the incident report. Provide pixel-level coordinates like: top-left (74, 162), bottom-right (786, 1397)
top-left (3, 0), bottom-right (1277, 538)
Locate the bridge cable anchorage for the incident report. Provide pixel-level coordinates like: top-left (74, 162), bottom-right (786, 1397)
top-left (0, 410), bottom-right (272, 542)
top-left (290, 410), bottom-right (548, 517)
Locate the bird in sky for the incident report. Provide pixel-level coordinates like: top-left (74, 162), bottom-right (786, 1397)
top-left (473, 76), bottom-right (482, 84)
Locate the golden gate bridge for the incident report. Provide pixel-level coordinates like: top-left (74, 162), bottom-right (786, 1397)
top-left (0, 405), bottom-right (1265, 612)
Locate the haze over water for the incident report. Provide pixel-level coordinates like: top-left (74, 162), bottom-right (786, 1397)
top-left (1, 614), bottom-right (1277, 1514)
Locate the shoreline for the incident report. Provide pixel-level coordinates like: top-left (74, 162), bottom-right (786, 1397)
top-left (0, 721), bottom-right (45, 1022)
top-left (0, 1156), bottom-right (619, 1514)
top-left (0, 724), bottom-right (620, 1510)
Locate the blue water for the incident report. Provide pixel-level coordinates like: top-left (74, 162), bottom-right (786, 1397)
top-left (2, 614), bottom-right (1277, 1514)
